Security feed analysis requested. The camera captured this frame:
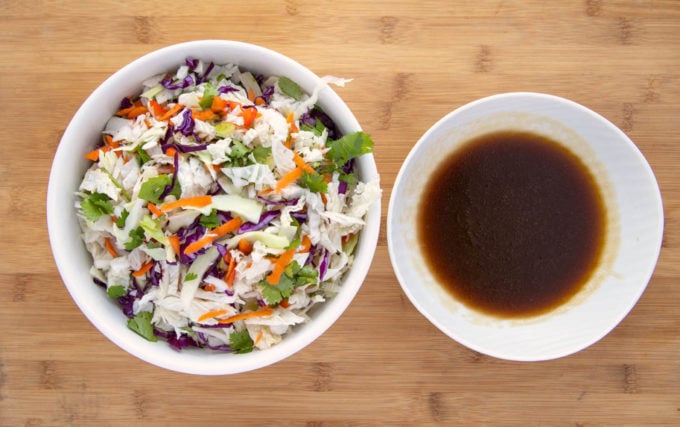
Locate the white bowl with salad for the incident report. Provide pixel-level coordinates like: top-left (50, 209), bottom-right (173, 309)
top-left (47, 40), bottom-right (381, 375)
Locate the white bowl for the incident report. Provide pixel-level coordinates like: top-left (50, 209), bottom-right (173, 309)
top-left (388, 92), bottom-right (663, 361)
top-left (47, 40), bottom-right (381, 375)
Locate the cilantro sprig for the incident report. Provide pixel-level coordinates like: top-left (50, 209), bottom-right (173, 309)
top-left (299, 171), bottom-right (327, 194)
top-left (229, 330), bottom-right (254, 354)
top-left (139, 174), bottom-right (180, 204)
top-left (326, 131), bottom-right (374, 167)
top-left (127, 311), bottom-right (158, 342)
top-left (260, 261), bottom-right (319, 306)
top-left (81, 192), bottom-right (114, 222)
top-left (199, 82), bottom-right (218, 110)
top-left (277, 76), bottom-right (303, 101)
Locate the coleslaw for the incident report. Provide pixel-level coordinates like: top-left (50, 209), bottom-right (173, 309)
top-left (75, 58), bottom-right (380, 353)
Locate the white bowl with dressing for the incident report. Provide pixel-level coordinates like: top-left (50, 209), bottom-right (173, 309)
top-left (388, 92), bottom-right (663, 361)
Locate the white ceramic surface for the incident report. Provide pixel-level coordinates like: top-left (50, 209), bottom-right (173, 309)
top-left (388, 92), bottom-right (663, 361)
top-left (47, 40), bottom-right (381, 375)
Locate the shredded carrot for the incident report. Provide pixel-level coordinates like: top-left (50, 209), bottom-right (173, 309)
top-left (226, 255), bottom-right (237, 287)
top-left (299, 235), bottom-right (312, 253)
top-left (223, 251), bottom-right (232, 264)
top-left (254, 330), bottom-right (264, 345)
top-left (126, 106), bottom-right (148, 119)
top-left (85, 135), bottom-right (119, 161)
top-left (274, 166), bottom-right (303, 193)
top-left (147, 202), bottom-right (163, 218)
top-left (225, 100), bottom-right (241, 111)
top-left (241, 106), bottom-right (258, 128)
top-left (210, 96), bottom-right (228, 112)
top-left (204, 283), bottom-right (216, 292)
top-left (184, 217), bottom-right (243, 255)
top-left (217, 307), bottom-right (273, 325)
top-left (159, 195), bottom-right (212, 212)
top-left (165, 146), bottom-right (177, 158)
top-left (104, 237), bottom-right (118, 258)
top-left (132, 260), bottom-right (154, 278)
top-left (197, 309), bottom-right (228, 322)
top-left (116, 105), bottom-right (135, 117)
top-left (286, 111), bottom-right (299, 134)
top-left (292, 151), bottom-right (316, 174)
top-left (247, 88), bottom-right (255, 102)
top-left (254, 97), bottom-right (265, 106)
top-left (266, 247), bottom-right (296, 285)
top-left (167, 235), bottom-right (181, 256)
top-left (192, 109), bottom-right (215, 121)
top-left (279, 298), bottom-right (290, 309)
top-left (157, 103), bottom-right (184, 121)
top-left (238, 238), bottom-right (253, 255)
top-left (84, 148), bottom-right (101, 161)
top-left (148, 100), bottom-right (167, 118)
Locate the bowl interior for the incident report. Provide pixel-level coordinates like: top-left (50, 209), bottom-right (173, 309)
top-left (47, 40), bottom-right (380, 374)
top-left (388, 92), bottom-right (663, 361)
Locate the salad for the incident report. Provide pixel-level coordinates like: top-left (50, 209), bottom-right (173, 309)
top-left (76, 58), bottom-right (379, 353)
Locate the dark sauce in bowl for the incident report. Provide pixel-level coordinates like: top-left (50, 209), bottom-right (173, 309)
top-left (418, 130), bottom-right (606, 318)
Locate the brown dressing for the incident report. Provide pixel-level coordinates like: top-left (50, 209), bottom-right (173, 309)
top-left (418, 130), bottom-right (606, 318)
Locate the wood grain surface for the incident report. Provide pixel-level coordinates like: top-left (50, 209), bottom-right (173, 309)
top-left (1, 1), bottom-right (679, 425)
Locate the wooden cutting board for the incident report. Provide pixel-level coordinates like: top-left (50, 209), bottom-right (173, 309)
top-left (1, 1), bottom-right (678, 425)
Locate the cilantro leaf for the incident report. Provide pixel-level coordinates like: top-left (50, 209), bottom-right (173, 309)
top-left (260, 276), bottom-right (294, 306)
top-left (199, 209), bottom-right (220, 229)
top-left (199, 82), bottom-right (218, 110)
top-left (260, 283), bottom-right (283, 306)
top-left (81, 192), bottom-right (114, 222)
top-left (116, 209), bottom-right (129, 228)
top-left (252, 145), bottom-right (271, 164)
top-left (278, 76), bottom-right (303, 101)
top-left (295, 265), bottom-right (319, 287)
top-left (125, 226), bottom-right (145, 251)
top-left (135, 146), bottom-right (151, 165)
top-left (107, 285), bottom-right (127, 299)
top-left (184, 272), bottom-right (197, 282)
top-left (139, 175), bottom-right (171, 204)
top-left (229, 330), bottom-right (253, 354)
top-left (339, 172), bottom-right (358, 186)
top-left (299, 171), bottom-right (327, 194)
top-left (127, 311), bottom-right (158, 342)
top-left (326, 131), bottom-right (375, 167)
top-left (229, 140), bottom-right (248, 159)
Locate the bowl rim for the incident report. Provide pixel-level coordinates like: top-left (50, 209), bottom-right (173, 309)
top-left (387, 91), bottom-right (664, 361)
top-left (47, 40), bottom-right (381, 374)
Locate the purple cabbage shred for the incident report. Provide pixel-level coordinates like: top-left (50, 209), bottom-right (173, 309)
top-left (185, 57), bottom-right (198, 70)
top-left (217, 85), bottom-right (239, 95)
top-left (319, 249), bottom-right (330, 281)
top-left (290, 212), bottom-right (308, 222)
top-left (198, 62), bottom-right (215, 84)
top-left (177, 109), bottom-right (195, 136)
top-left (161, 74), bottom-right (194, 90)
top-left (257, 195), bottom-right (299, 206)
top-left (159, 149), bottom-right (180, 199)
top-left (258, 86), bottom-right (275, 105)
top-left (117, 292), bottom-right (136, 318)
top-left (119, 97), bottom-right (133, 109)
top-left (238, 210), bottom-right (280, 233)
